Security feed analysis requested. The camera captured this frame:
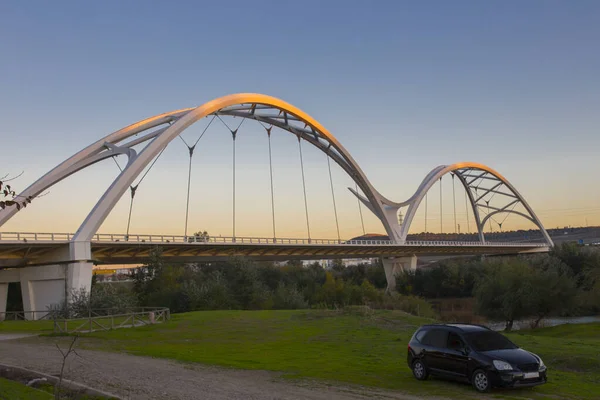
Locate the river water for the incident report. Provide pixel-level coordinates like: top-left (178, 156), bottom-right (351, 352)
top-left (487, 315), bottom-right (600, 331)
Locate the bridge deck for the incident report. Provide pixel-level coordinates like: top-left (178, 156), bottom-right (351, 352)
top-left (0, 232), bottom-right (548, 267)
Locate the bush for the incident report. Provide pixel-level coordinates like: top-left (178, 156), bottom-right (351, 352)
top-left (48, 282), bottom-right (139, 318)
top-left (474, 257), bottom-right (578, 330)
top-left (273, 283), bottom-right (308, 309)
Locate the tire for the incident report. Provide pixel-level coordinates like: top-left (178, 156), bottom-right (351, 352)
top-left (412, 359), bottom-right (429, 380)
top-left (471, 369), bottom-right (491, 393)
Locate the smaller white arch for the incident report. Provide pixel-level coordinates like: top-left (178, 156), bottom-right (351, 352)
top-left (395, 162), bottom-right (553, 246)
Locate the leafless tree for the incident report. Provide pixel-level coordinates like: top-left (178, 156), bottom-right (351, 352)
top-left (54, 336), bottom-right (78, 399)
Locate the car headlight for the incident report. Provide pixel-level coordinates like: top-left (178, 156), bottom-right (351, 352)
top-left (493, 360), bottom-right (513, 371)
top-left (538, 357), bottom-right (545, 368)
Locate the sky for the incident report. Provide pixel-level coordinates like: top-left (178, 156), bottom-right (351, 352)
top-left (1, 0), bottom-right (599, 240)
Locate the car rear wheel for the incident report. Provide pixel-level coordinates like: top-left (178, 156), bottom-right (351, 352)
top-left (412, 359), bottom-right (429, 380)
top-left (471, 369), bottom-right (491, 392)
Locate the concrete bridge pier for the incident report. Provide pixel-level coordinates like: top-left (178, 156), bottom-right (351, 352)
top-left (382, 255), bottom-right (417, 293)
top-left (0, 241), bottom-right (93, 320)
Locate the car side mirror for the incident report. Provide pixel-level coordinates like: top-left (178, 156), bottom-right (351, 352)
top-left (462, 346), bottom-right (470, 355)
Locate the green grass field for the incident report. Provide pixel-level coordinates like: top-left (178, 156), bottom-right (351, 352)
top-left (2, 309), bottom-right (599, 399)
top-left (0, 319), bottom-right (54, 333)
top-left (0, 377), bottom-right (52, 400)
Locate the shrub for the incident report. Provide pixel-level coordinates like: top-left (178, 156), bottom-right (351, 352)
top-left (273, 283), bottom-right (308, 309)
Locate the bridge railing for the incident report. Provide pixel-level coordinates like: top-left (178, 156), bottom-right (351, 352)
top-left (0, 232), bottom-right (548, 247)
top-left (93, 234), bottom-right (548, 247)
top-left (0, 232), bottom-right (73, 241)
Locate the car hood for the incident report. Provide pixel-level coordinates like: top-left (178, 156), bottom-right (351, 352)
top-left (481, 348), bottom-right (538, 365)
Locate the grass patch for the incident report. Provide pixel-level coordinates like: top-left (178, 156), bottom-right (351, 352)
top-left (0, 319), bottom-right (53, 333)
top-left (6, 311), bottom-right (600, 399)
top-left (0, 377), bottom-right (52, 399)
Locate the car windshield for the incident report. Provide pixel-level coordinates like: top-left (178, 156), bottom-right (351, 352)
top-left (464, 331), bottom-right (518, 351)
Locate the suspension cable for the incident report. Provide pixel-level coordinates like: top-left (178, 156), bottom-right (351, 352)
top-left (232, 129), bottom-right (237, 239)
top-left (439, 176), bottom-right (443, 234)
top-left (184, 146), bottom-right (194, 237)
top-left (355, 183), bottom-right (366, 236)
top-left (485, 200), bottom-right (493, 233)
top-left (132, 144), bottom-right (168, 189)
top-left (297, 136), bottom-right (311, 241)
top-left (452, 174), bottom-right (457, 233)
top-left (126, 186), bottom-right (137, 238)
top-left (424, 192), bottom-right (428, 233)
top-left (216, 115), bottom-right (245, 240)
top-left (464, 190), bottom-right (471, 233)
top-left (180, 116), bottom-right (216, 237)
top-left (111, 156), bottom-right (123, 172)
top-left (109, 155), bottom-right (132, 236)
top-left (326, 154), bottom-right (341, 242)
top-left (266, 126), bottom-right (276, 240)
top-left (498, 201), bottom-right (519, 227)
top-left (110, 148), bottom-right (163, 239)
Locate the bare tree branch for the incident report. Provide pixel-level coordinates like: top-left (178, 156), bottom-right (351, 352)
top-left (55, 336), bottom-right (78, 399)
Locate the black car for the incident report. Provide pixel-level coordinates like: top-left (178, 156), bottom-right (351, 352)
top-left (407, 323), bottom-right (547, 392)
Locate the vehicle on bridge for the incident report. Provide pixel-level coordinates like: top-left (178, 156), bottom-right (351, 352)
top-left (407, 323), bottom-right (547, 392)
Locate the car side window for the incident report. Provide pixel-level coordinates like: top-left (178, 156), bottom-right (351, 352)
top-left (415, 329), bottom-right (428, 343)
top-left (421, 329), bottom-right (448, 348)
top-left (446, 332), bottom-right (464, 351)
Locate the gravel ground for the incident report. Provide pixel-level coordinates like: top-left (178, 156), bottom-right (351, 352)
top-left (0, 339), bottom-right (436, 400)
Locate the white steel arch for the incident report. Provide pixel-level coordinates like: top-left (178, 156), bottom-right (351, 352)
top-left (390, 162), bottom-right (553, 246)
top-left (0, 93), bottom-right (402, 242)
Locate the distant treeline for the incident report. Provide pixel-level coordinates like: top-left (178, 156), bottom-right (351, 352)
top-left (398, 226), bottom-right (600, 242)
top-left (396, 242), bottom-right (600, 329)
top-left (123, 254), bottom-right (436, 318)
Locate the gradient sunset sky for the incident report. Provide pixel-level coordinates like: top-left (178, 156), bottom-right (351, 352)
top-left (1, 1), bottom-right (599, 240)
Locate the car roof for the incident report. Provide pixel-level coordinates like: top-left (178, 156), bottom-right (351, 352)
top-left (419, 323), bottom-right (491, 333)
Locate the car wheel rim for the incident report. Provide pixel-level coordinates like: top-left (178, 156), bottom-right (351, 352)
top-left (474, 372), bottom-right (488, 391)
top-left (414, 362), bottom-right (424, 378)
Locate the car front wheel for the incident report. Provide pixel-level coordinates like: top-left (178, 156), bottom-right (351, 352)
top-left (412, 359), bottom-right (429, 380)
top-left (471, 369), bottom-right (491, 392)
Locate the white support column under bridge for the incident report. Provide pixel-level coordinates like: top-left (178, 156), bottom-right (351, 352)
top-left (382, 255), bottom-right (417, 293)
top-left (0, 241), bottom-right (93, 320)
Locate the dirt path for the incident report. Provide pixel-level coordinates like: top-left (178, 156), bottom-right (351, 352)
top-left (0, 339), bottom-right (435, 400)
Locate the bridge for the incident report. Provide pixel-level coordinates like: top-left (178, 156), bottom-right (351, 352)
top-left (0, 93), bottom-right (553, 319)
top-left (0, 232), bottom-right (548, 265)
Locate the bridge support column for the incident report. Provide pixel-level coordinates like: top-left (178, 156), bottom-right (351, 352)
top-left (0, 283), bottom-right (8, 320)
top-left (382, 255), bottom-right (417, 293)
top-left (0, 269), bottom-right (19, 320)
top-left (0, 241), bottom-right (93, 320)
top-left (20, 264), bottom-right (68, 320)
top-left (17, 261), bottom-right (93, 320)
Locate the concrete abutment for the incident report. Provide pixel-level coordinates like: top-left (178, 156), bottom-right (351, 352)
top-left (382, 255), bottom-right (417, 293)
top-left (0, 241), bottom-right (93, 320)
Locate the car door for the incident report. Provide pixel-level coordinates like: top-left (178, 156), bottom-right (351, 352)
top-left (440, 331), bottom-right (469, 379)
top-left (420, 328), bottom-right (449, 374)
